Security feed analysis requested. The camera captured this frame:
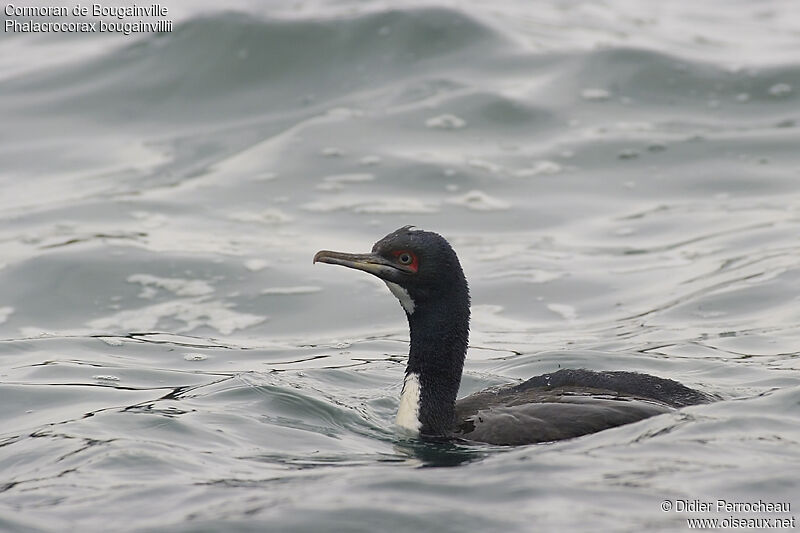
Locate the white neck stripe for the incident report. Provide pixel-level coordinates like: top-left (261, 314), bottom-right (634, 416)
top-left (395, 372), bottom-right (421, 433)
top-left (384, 281), bottom-right (415, 315)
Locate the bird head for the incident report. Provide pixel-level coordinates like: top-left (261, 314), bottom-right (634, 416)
top-left (314, 226), bottom-right (469, 316)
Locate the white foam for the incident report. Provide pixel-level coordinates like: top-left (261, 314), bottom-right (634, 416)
top-left (228, 209), bottom-right (293, 224)
top-left (355, 199), bottom-right (439, 214)
top-left (425, 114), bottom-right (466, 130)
top-left (316, 173), bottom-right (375, 191)
top-left (321, 147), bottom-right (343, 157)
top-left (485, 269), bottom-right (564, 283)
top-left (446, 190), bottom-right (510, 211)
top-left (323, 173), bottom-right (374, 183)
top-left (303, 196), bottom-right (439, 214)
top-left (88, 300), bottom-right (266, 335)
top-left (252, 171), bottom-right (277, 181)
top-left (581, 88), bottom-right (611, 101)
top-left (547, 303), bottom-right (578, 321)
top-left (466, 159), bottom-right (503, 174)
top-left (514, 160), bottom-right (562, 177)
top-left (359, 155), bottom-right (382, 166)
top-left (128, 274), bottom-right (214, 297)
top-left (0, 306), bottom-right (14, 325)
top-left (260, 286), bottom-right (321, 295)
top-left (130, 211), bottom-right (168, 229)
top-left (768, 83), bottom-right (792, 96)
top-left (244, 259), bottom-right (270, 272)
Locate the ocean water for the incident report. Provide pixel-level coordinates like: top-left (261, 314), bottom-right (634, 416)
top-left (1, 1), bottom-right (800, 531)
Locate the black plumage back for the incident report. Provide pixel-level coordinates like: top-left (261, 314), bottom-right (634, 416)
top-left (514, 368), bottom-right (715, 408)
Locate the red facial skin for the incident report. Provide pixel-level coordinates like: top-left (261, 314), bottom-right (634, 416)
top-left (392, 250), bottom-right (419, 273)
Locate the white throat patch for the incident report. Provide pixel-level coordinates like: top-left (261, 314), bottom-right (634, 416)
top-left (395, 372), bottom-right (421, 434)
top-left (384, 281), bottom-right (415, 315)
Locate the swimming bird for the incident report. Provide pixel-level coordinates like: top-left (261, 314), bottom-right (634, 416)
top-left (314, 226), bottom-right (712, 445)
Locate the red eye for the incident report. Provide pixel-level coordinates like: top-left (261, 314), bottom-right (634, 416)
top-left (392, 250), bottom-right (418, 272)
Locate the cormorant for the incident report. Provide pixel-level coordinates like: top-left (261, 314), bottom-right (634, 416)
top-left (314, 226), bottom-right (712, 445)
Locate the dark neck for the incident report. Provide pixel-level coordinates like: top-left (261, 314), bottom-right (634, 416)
top-left (405, 294), bottom-right (470, 437)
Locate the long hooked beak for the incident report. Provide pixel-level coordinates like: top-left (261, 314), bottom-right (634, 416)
top-left (313, 250), bottom-right (412, 279)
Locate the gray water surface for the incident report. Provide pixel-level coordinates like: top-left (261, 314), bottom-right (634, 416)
top-left (1, 1), bottom-right (799, 531)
